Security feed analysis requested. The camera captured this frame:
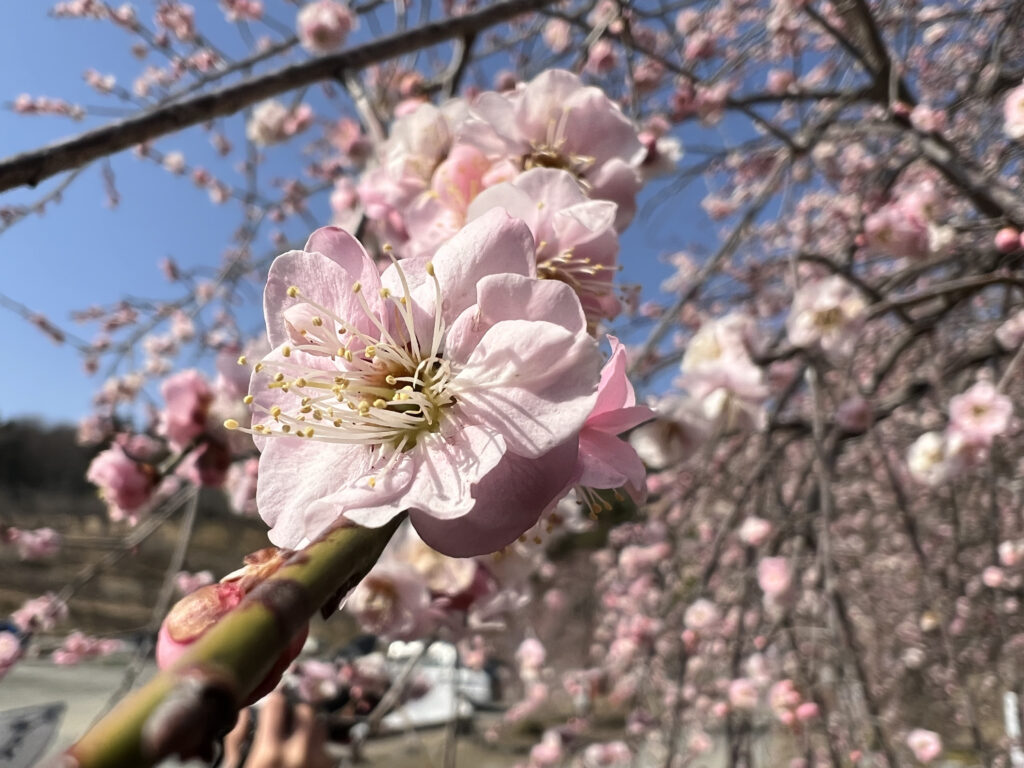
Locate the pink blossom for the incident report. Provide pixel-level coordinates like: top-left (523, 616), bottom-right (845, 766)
top-left (786, 276), bottom-right (866, 356)
top-left (529, 730), bottom-right (563, 767)
top-left (246, 100), bottom-right (313, 146)
top-left (582, 741), bottom-right (631, 767)
top-left (684, 598), bottom-right (719, 630)
top-left (155, 2), bottom-right (195, 41)
top-left (542, 19), bottom-right (571, 52)
top-left (586, 39), bottom-right (618, 75)
top-left (51, 631), bottom-right (124, 665)
top-left (9, 527), bottom-right (61, 560)
top-left (738, 516), bottom-right (772, 547)
top-left (358, 100), bottom-right (469, 243)
top-left (863, 181), bottom-right (943, 259)
top-left (906, 729), bottom-right (942, 763)
top-left (159, 369), bottom-right (213, 449)
top-left (460, 69), bottom-right (645, 230)
top-left (948, 381), bottom-right (1012, 446)
top-left (757, 556), bottom-right (792, 598)
top-left (245, 210), bottom-right (601, 557)
top-left (728, 678), bottom-right (759, 710)
top-left (466, 168), bottom-right (623, 323)
top-left (86, 442), bottom-right (156, 522)
top-left (680, 314), bottom-right (768, 429)
top-left (1004, 83), bottom-right (1024, 140)
top-left (297, 1), bottom-right (355, 53)
top-left (907, 430), bottom-right (962, 486)
top-left (402, 143), bottom-right (494, 257)
top-left (516, 638), bottom-right (547, 673)
top-left (996, 309), bottom-right (1024, 350)
top-left (12, 593), bottom-right (68, 633)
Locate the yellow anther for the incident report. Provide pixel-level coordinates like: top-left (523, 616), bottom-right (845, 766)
top-left (300, 405), bottom-right (312, 414)
top-left (253, 424), bottom-right (267, 433)
top-left (281, 346), bottom-right (291, 357)
top-left (305, 428), bottom-right (315, 438)
top-left (385, 374), bottom-right (397, 385)
top-left (380, 288), bottom-right (391, 298)
top-left (294, 377), bottom-right (307, 388)
top-left (383, 243), bottom-right (393, 253)
top-left (223, 419), bottom-right (239, 430)
top-left (237, 355), bottom-right (247, 365)
top-left (254, 362), bottom-right (264, 372)
top-left (368, 476), bottom-right (377, 488)
top-left (352, 281), bottom-right (362, 293)
top-left (243, 395), bottom-right (253, 405)
top-left (281, 424), bottom-right (291, 433)
top-left (273, 372), bottom-right (285, 383)
top-left (311, 316), bottom-right (323, 327)
top-left (287, 286), bottom-right (299, 298)
top-left (270, 406), bottom-right (282, 420)
top-left (333, 419), bottom-right (343, 427)
top-left (425, 262), bottom-right (435, 276)
top-left (364, 345), bottom-right (376, 358)
top-left (372, 398), bottom-right (386, 409)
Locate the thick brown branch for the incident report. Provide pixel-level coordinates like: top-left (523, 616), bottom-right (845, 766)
top-left (0, 0), bottom-right (552, 194)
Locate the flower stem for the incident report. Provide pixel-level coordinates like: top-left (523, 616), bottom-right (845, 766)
top-left (63, 517), bottom-right (403, 768)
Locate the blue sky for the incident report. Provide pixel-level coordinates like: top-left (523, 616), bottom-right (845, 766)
top-left (0, 4), bottom-right (715, 425)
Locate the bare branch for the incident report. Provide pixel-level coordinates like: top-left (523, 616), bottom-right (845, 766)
top-left (0, 0), bottom-right (554, 194)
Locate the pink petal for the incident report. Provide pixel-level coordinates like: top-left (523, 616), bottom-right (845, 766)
top-left (410, 438), bottom-right (577, 557)
top-left (445, 273), bottom-right (587, 363)
top-left (454, 318), bottom-right (600, 458)
top-left (577, 429), bottom-right (646, 490)
top-left (401, 425), bottom-right (508, 520)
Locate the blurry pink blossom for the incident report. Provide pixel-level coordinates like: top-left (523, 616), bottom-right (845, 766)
top-left (684, 598), bottom-right (720, 630)
top-left (728, 678), bottom-right (759, 710)
top-left (52, 631), bottom-right (124, 665)
top-left (758, 557), bottom-right (792, 598)
top-left (12, 593), bottom-right (68, 633)
top-left (948, 381), bottom-right (1012, 446)
top-left (996, 309), bottom-right (1024, 350)
top-left (159, 369), bottom-right (213, 449)
top-left (738, 516), bottom-right (772, 547)
top-left (8, 527), bottom-right (61, 560)
top-left (786, 276), bottom-right (866, 357)
top-left (298, 1), bottom-right (356, 54)
top-left (906, 729), bottom-right (942, 763)
top-left (86, 442), bottom-right (156, 522)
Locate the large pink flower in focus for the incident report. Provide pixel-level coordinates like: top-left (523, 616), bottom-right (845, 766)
top-left (467, 168), bottom-right (623, 324)
top-left (460, 69), bottom-right (645, 230)
top-left (244, 209), bottom-right (601, 557)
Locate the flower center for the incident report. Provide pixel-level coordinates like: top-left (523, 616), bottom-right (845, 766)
top-left (228, 261), bottom-right (458, 465)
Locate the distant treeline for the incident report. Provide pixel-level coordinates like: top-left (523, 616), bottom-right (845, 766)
top-left (0, 420), bottom-right (100, 494)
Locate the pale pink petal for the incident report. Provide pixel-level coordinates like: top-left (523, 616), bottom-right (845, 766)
top-left (454, 319), bottom-right (600, 457)
top-left (410, 438), bottom-right (577, 557)
top-left (577, 429), bottom-right (646, 490)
